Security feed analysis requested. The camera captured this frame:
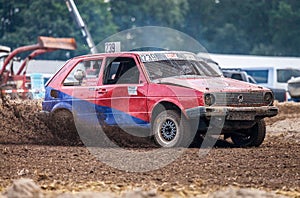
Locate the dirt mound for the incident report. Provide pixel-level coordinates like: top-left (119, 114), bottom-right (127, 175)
top-left (265, 101), bottom-right (300, 125)
top-left (265, 101), bottom-right (300, 143)
top-left (0, 97), bottom-right (56, 145)
top-left (0, 98), bottom-right (155, 147)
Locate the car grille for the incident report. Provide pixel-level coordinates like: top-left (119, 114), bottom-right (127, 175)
top-left (213, 92), bottom-right (265, 106)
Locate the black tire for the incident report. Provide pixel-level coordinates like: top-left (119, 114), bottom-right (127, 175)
top-left (152, 110), bottom-right (193, 147)
top-left (50, 109), bottom-right (81, 144)
top-left (231, 119), bottom-right (266, 147)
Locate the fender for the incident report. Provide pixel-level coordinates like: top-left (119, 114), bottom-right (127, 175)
top-left (52, 102), bottom-right (73, 113)
top-left (149, 98), bottom-right (188, 120)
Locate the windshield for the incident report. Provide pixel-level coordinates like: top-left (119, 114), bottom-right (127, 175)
top-left (144, 59), bottom-right (222, 80)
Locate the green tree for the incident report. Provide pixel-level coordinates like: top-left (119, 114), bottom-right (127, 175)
top-left (183, 0), bottom-right (275, 55)
top-left (0, 0), bottom-right (117, 60)
top-left (109, 0), bottom-right (189, 30)
top-left (76, 0), bottom-right (117, 50)
top-left (269, 0), bottom-right (300, 56)
top-left (1, 0), bottom-right (300, 58)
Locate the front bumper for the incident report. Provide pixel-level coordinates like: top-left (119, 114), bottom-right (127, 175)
top-left (186, 106), bottom-right (278, 121)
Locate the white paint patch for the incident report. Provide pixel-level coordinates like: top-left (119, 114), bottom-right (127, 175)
top-left (128, 86), bottom-right (137, 95)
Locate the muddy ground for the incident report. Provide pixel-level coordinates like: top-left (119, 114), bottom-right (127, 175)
top-left (0, 99), bottom-right (299, 197)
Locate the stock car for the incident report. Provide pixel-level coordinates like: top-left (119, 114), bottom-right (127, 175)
top-left (41, 51), bottom-right (278, 147)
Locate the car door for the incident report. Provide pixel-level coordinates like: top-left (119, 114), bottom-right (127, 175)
top-left (60, 58), bottom-right (103, 124)
top-left (95, 55), bottom-right (149, 127)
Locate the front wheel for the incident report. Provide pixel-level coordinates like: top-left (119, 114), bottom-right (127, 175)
top-left (152, 110), bottom-right (193, 148)
top-left (231, 119), bottom-right (266, 147)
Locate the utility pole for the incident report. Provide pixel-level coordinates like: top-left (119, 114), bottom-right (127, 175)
top-left (65, 0), bottom-right (98, 54)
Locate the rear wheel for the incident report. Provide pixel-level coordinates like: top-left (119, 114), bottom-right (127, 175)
top-left (50, 109), bottom-right (81, 144)
top-left (152, 110), bottom-right (193, 148)
top-left (231, 119), bottom-right (266, 147)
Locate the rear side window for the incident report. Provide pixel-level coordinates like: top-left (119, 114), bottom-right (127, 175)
top-left (244, 70), bottom-right (268, 84)
top-left (63, 59), bottom-right (102, 86)
top-left (277, 69), bottom-right (300, 83)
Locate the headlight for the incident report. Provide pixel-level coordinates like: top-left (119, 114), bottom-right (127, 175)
top-left (264, 92), bottom-right (274, 106)
top-left (204, 93), bottom-right (215, 106)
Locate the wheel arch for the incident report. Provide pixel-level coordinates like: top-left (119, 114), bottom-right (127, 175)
top-left (51, 102), bottom-right (73, 114)
top-left (150, 100), bottom-right (186, 124)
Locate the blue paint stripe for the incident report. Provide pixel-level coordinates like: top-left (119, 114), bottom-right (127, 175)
top-left (43, 86), bottom-right (150, 128)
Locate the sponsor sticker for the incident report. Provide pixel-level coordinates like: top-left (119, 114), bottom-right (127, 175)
top-left (128, 86), bottom-right (138, 95)
top-left (165, 53), bottom-right (178, 59)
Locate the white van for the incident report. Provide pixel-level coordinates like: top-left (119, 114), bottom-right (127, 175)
top-left (241, 66), bottom-right (300, 91)
top-left (207, 53), bottom-right (300, 99)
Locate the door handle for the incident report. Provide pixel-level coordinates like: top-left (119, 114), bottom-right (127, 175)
top-left (97, 88), bottom-right (108, 94)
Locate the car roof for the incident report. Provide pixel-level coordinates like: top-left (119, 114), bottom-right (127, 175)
top-left (72, 51), bottom-right (204, 62)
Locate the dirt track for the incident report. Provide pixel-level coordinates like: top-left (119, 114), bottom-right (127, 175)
top-left (0, 99), bottom-right (299, 197)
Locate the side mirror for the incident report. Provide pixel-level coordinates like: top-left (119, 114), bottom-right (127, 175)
top-left (74, 69), bottom-right (86, 82)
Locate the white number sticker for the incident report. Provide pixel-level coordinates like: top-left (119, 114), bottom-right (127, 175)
top-left (105, 42), bottom-right (121, 53)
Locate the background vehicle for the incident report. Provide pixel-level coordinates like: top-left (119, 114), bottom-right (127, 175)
top-left (222, 69), bottom-right (287, 102)
top-left (42, 51), bottom-right (278, 148)
top-left (0, 45), bottom-right (11, 59)
top-left (0, 36), bottom-right (76, 99)
top-left (222, 69), bottom-right (257, 83)
top-left (288, 77), bottom-right (300, 102)
top-left (206, 53), bottom-right (300, 101)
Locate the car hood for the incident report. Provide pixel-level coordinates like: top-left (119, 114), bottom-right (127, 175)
top-left (154, 76), bottom-right (267, 93)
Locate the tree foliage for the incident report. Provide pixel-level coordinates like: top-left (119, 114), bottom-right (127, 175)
top-left (0, 0), bottom-right (117, 59)
top-left (0, 0), bottom-right (299, 59)
top-left (109, 0), bottom-right (188, 30)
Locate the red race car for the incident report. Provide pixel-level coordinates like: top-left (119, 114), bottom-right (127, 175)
top-left (42, 51), bottom-right (278, 147)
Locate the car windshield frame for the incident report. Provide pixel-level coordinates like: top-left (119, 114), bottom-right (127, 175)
top-left (143, 59), bottom-right (222, 81)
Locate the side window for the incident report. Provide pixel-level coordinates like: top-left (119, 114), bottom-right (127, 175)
top-left (231, 73), bottom-right (243, 81)
top-left (277, 69), bottom-right (300, 83)
top-left (103, 57), bottom-right (140, 85)
top-left (244, 70), bottom-right (268, 84)
top-left (248, 76), bottom-right (257, 84)
top-left (63, 59), bottom-right (102, 86)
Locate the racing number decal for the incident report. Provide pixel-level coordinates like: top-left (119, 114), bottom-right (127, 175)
top-left (105, 42), bottom-right (121, 53)
top-left (140, 54), bottom-right (158, 62)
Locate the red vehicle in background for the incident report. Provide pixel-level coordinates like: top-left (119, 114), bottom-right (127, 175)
top-left (42, 51), bottom-right (278, 148)
top-left (0, 36), bottom-right (76, 99)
